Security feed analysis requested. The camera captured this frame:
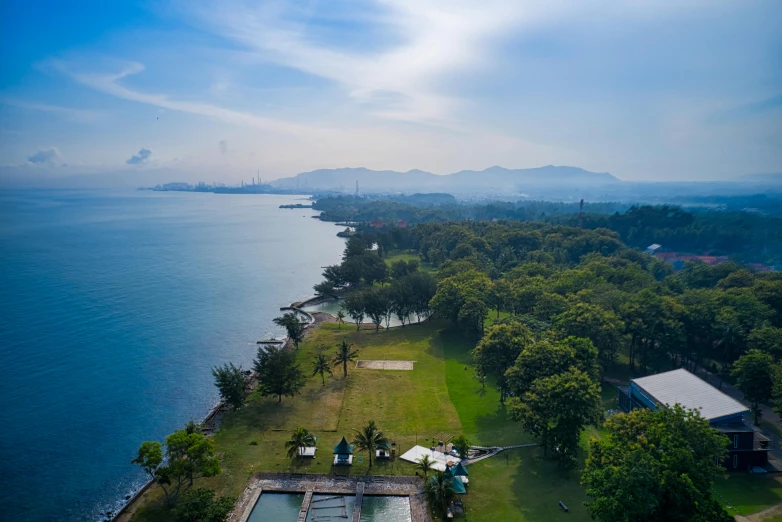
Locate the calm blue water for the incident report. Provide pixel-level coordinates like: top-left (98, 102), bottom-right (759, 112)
top-left (0, 190), bottom-right (345, 521)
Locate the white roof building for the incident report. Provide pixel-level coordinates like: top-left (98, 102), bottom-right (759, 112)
top-left (630, 369), bottom-right (749, 422)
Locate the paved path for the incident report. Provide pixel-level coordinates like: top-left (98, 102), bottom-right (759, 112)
top-left (352, 482), bottom-right (364, 522)
top-left (297, 491), bottom-right (313, 522)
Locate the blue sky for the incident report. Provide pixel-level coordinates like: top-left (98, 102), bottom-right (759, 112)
top-left (1, 0), bottom-right (780, 185)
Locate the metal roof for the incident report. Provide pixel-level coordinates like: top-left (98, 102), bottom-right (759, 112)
top-left (632, 369), bottom-right (749, 421)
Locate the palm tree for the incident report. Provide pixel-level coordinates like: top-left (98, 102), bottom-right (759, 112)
top-left (312, 353), bottom-right (332, 386)
top-left (336, 310), bottom-right (346, 329)
top-left (285, 427), bottom-right (316, 460)
top-left (416, 454), bottom-right (434, 480)
top-left (333, 340), bottom-right (359, 379)
top-left (351, 420), bottom-right (388, 468)
top-left (425, 472), bottom-right (457, 520)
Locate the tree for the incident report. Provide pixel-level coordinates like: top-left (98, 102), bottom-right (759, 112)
top-left (132, 429), bottom-right (221, 507)
top-left (363, 287), bottom-right (389, 331)
top-left (554, 303), bottom-right (624, 378)
top-left (343, 292), bottom-right (366, 330)
top-left (748, 326), bottom-right (782, 359)
top-left (334, 340), bottom-right (359, 378)
top-left (489, 279), bottom-right (513, 318)
top-left (732, 349), bottom-right (774, 425)
top-left (273, 312), bottom-right (306, 349)
top-left (451, 435), bottom-right (471, 459)
top-left (211, 363), bottom-right (246, 410)
top-left (253, 345), bottom-right (305, 403)
top-left (416, 454), bottom-right (434, 480)
top-left (458, 297), bottom-right (488, 335)
top-left (285, 426), bottom-right (316, 460)
top-left (312, 353), bottom-right (333, 386)
top-left (425, 472), bottom-right (458, 520)
top-left (507, 368), bottom-right (602, 468)
top-left (336, 309), bottom-right (346, 329)
top-left (582, 405), bottom-right (731, 522)
top-left (173, 488), bottom-right (235, 522)
top-left (473, 322), bottom-right (533, 402)
top-left (351, 420), bottom-right (388, 468)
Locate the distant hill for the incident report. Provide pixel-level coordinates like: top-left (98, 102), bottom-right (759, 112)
top-left (740, 173), bottom-right (782, 184)
top-left (270, 165), bottom-right (621, 193)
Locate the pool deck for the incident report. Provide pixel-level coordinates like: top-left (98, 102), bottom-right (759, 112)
top-left (230, 472), bottom-right (430, 522)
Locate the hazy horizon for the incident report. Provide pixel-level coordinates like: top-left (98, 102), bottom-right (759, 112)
top-left (2, 1), bottom-right (781, 187)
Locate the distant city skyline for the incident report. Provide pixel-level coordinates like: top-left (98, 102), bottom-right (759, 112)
top-left (1, 0), bottom-right (781, 186)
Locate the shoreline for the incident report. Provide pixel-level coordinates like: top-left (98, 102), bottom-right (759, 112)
top-left (108, 296), bottom-right (332, 522)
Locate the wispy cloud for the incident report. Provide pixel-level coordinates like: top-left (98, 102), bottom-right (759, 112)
top-left (1, 98), bottom-right (103, 122)
top-left (179, 0), bottom-right (564, 124)
top-left (52, 61), bottom-right (311, 134)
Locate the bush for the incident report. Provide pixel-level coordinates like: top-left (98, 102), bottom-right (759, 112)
top-left (173, 488), bottom-right (235, 522)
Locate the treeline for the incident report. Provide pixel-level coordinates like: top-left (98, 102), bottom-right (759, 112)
top-left (314, 196), bottom-right (782, 264)
top-left (312, 195), bottom-right (628, 224)
top-left (314, 236), bottom-right (437, 329)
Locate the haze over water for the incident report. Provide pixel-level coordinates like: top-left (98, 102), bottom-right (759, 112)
top-left (0, 191), bottom-right (345, 521)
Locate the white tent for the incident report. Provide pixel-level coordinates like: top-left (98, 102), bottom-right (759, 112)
top-left (399, 445), bottom-right (461, 472)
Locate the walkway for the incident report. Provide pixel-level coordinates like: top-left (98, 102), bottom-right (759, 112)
top-left (463, 443), bottom-right (538, 465)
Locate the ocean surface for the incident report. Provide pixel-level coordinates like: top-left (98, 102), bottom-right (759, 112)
top-left (0, 190), bottom-right (345, 521)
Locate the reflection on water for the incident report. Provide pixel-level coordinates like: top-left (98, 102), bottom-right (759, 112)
top-left (360, 495), bottom-right (412, 522)
top-left (247, 492), bottom-right (304, 521)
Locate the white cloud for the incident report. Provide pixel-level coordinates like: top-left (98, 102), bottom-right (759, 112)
top-left (27, 148), bottom-right (63, 164)
top-left (126, 147), bottom-right (152, 165)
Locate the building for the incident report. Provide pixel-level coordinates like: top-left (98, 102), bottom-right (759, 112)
top-left (617, 369), bottom-right (769, 471)
top-left (333, 436), bottom-right (354, 466)
top-left (645, 243), bottom-right (662, 254)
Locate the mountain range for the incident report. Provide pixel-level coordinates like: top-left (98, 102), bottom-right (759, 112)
top-left (270, 165), bottom-right (621, 194)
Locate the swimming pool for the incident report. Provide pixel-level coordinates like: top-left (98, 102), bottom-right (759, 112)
top-left (244, 492), bottom-right (412, 521)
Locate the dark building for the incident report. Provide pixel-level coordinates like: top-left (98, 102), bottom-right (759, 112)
top-left (617, 369), bottom-right (769, 472)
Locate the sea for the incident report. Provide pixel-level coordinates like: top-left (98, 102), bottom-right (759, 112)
top-left (0, 190), bottom-right (346, 521)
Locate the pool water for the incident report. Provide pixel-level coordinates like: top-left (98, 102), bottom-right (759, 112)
top-left (360, 496), bottom-right (412, 522)
top-left (246, 492), bottom-right (304, 521)
top-left (246, 493), bottom-right (412, 521)
top-left (302, 299), bottom-right (422, 328)
top-left (306, 494), bottom-right (357, 521)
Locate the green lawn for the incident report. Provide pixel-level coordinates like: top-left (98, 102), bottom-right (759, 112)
top-left (127, 320), bottom-right (770, 522)
top-left (713, 474), bottom-right (782, 517)
top-left (384, 250), bottom-right (435, 274)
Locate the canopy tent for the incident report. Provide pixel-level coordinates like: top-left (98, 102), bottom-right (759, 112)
top-left (443, 467), bottom-right (467, 494)
top-left (452, 462), bottom-right (469, 477)
top-left (333, 437), bottom-right (354, 455)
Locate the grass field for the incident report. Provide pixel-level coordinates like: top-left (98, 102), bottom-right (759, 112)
top-left (127, 320), bottom-right (780, 521)
top-left (384, 250), bottom-right (436, 274)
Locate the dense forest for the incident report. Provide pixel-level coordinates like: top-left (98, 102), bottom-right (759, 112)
top-left (312, 220), bottom-right (782, 520)
top-left (313, 196), bottom-right (782, 265)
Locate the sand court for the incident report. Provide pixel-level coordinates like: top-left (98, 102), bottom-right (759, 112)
top-left (355, 360), bottom-right (415, 370)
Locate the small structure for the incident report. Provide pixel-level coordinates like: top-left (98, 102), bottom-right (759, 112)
top-left (443, 466), bottom-right (466, 494)
top-left (645, 243), bottom-right (662, 254)
top-left (376, 441), bottom-right (392, 460)
top-left (617, 369), bottom-right (769, 471)
top-left (333, 436), bottom-right (354, 466)
top-left (399, 445), bottom-right (461, 471)
top-left (451, 462), bottom-right (469, 485)
top-left (299, 436), bottom-right (317, 458)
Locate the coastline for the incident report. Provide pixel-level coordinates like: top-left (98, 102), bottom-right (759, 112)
top-left (109, 298), bottom-right (333, 522)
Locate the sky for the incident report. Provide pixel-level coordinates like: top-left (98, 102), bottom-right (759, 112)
top-left (1, 0), bottom-right (781, 186)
